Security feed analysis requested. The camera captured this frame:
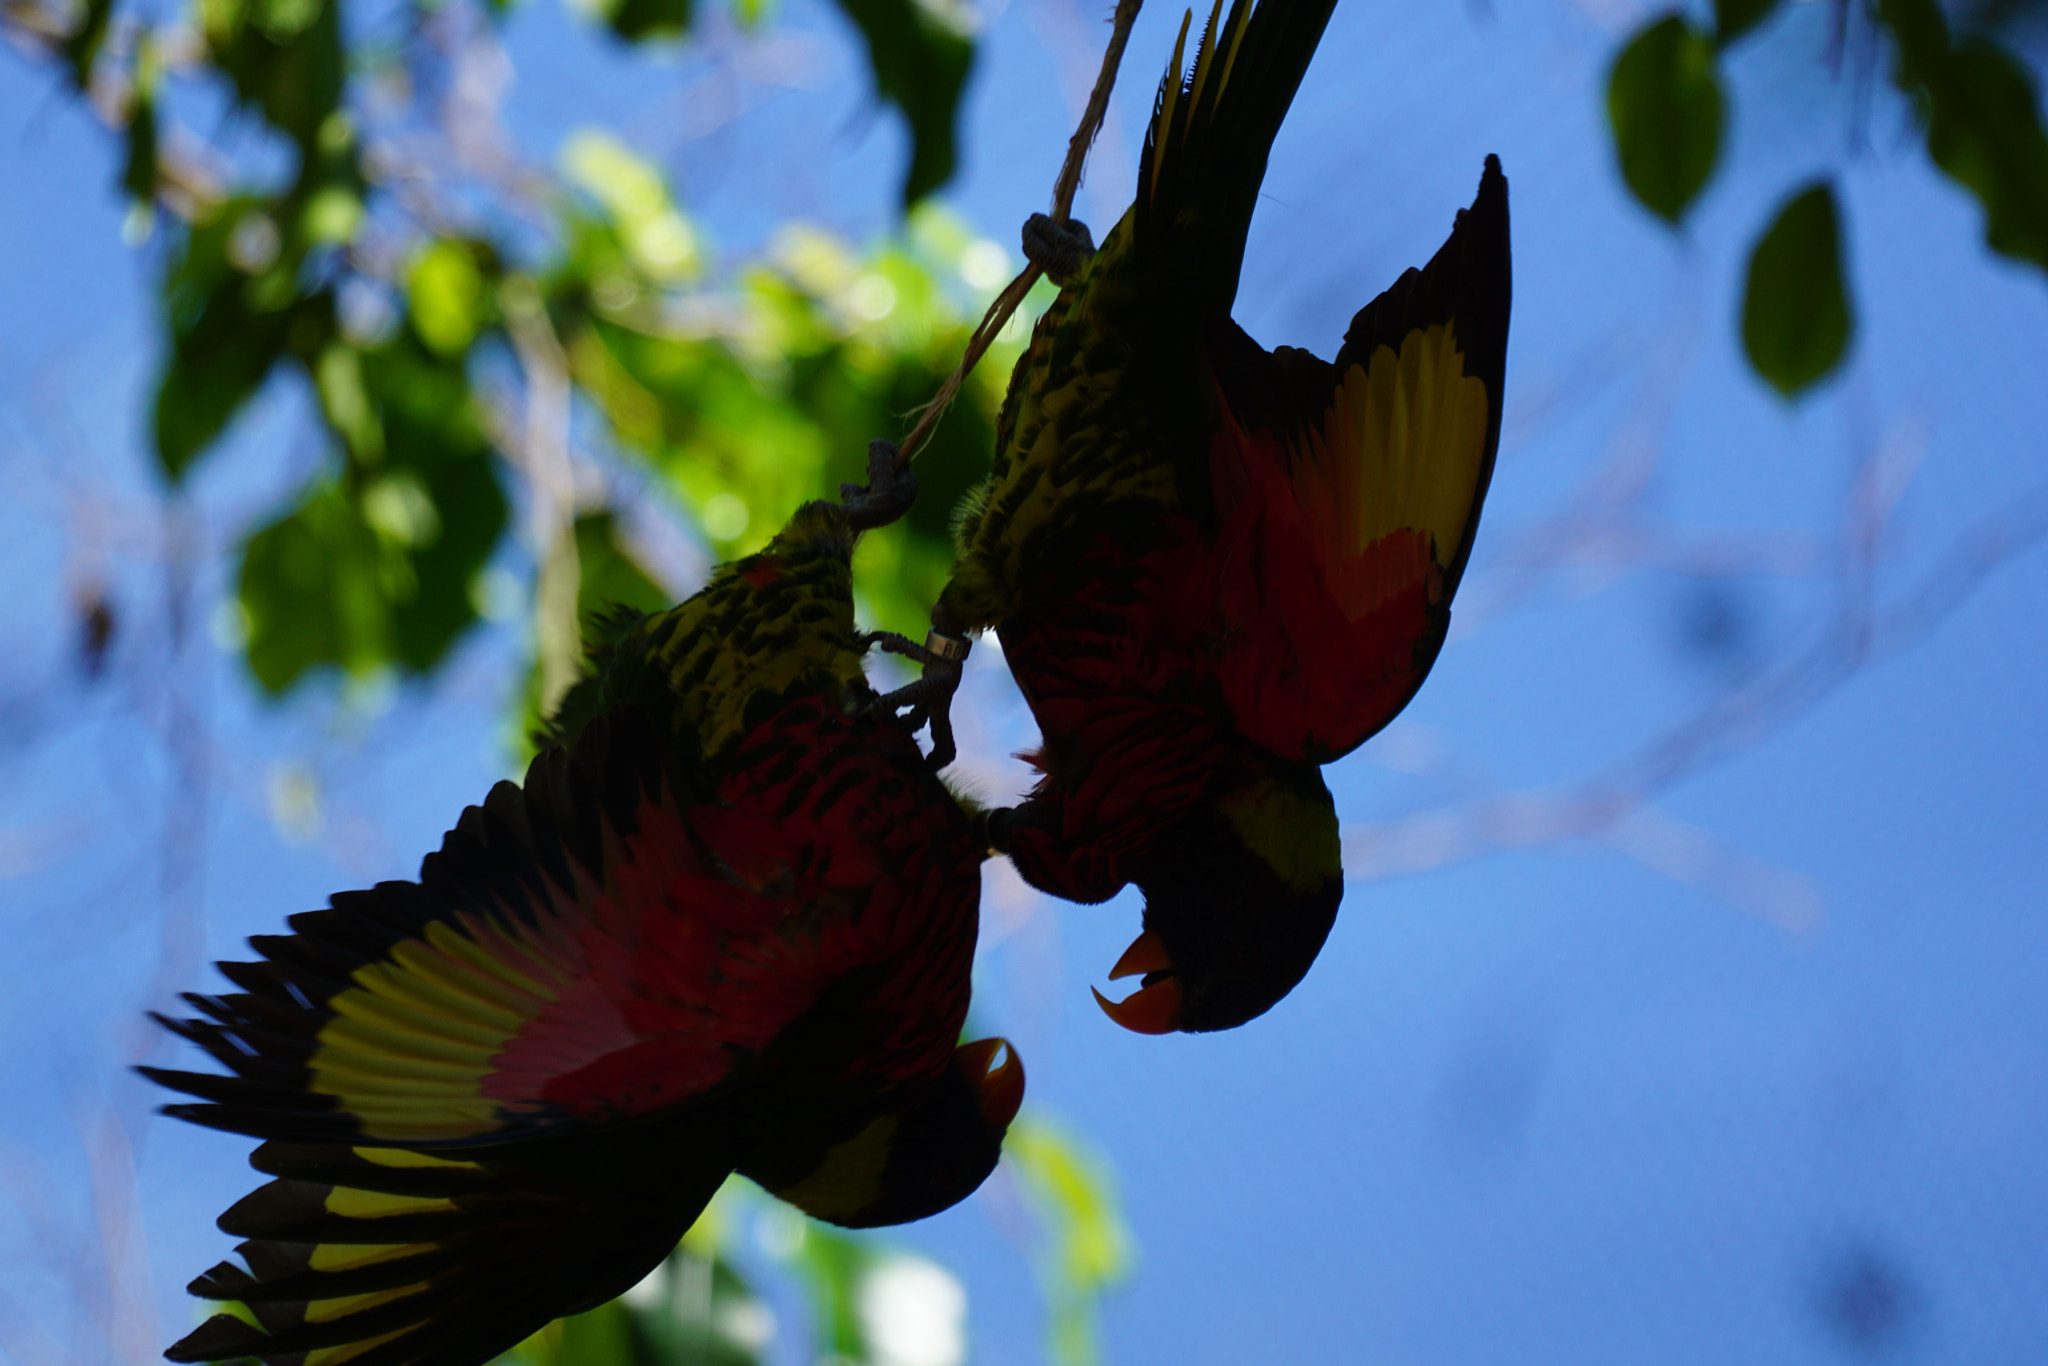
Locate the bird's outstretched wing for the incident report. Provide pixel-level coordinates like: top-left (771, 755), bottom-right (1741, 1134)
top-left (1204, 156), bottom-right (1511, 762)
top-left (143, 708), bottom-right (855, 1147)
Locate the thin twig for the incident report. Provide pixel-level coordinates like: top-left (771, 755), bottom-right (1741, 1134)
top-left (1343, 465), bottom-right (2048, 926)
top-left (500, 276), bottom-right (583, 717)
top-left (894, 0), bottom-right (1144, 469)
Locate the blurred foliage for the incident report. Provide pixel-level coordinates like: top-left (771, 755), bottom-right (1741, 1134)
top-left (1883, 0), bottom-right (2048, 270)
top-left (1607, 14), bottom-right (1724, 224)
top-left (550, 159), bottom-right (1035, 641)
top-left (489, 1147), bottom-right (1128, 1366)
top-left (238, 334), bottom-right (508, 689)
top-left (833, 0), bottom-right (977, 206)
top-left (1004, 1117), bottom-right (1131, 1366)
top-left (1712, 0), bottom-right (1784, 47)
top-left (1605, 0), bottom-right (2048, 398)
top-left (1742, 181), bottom-right (1854, 397)
top-left (97, 0), bottom-right (1017, 696)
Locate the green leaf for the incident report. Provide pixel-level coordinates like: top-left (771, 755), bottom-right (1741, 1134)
top-left (1742, 181), bottom-right (1853, 397)
top-left (829, 0), bottom-right (975, 206)
top-left (121, 92), bottom-right (159, 206)
top-left (562, 133), bottom-right (704, 283)
top-left (598, 0), bottom-right (693, 43)
top-left (408, 240), bottom-right (489, 357)
top-left (240, 481), bottom-right (400, 692)
top-left (1880, 0), bottom-right (1948, 79)
top-left (1933, 41), bottom-right (2048, 270)
top-left (1713, 0), bottom-right (1781, 47)
top-left (201, 0), bottom-right (345, 149)
top-left (364, 340), bottom-right (508, 674)
top-left (785, 1224), bottom-right (872, 1359)
top-left (153, 203), bottom-right (312, 482)
top-left (1004, 1116), bottom-right (1131, 1366)
top-left (237, 338), bottom-right (506, 692)
top-left (1607, 13), bottom-right (1724, 224)
top-left (60, 0), bottom-right (115, 88)
top-left (315, 343), bottom-right (381, 462)
top-left (1881, 0), bottom-right (2048, 272)
top-left (553, 1301), bottom-right (643, 1366)
top-left (573, 511), bottom-right (672, 622)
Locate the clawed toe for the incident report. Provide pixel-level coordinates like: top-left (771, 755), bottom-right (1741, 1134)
top-left (861, 628), bottom-right (971, 771)
top-left (860, 630), bottom-right (941, 667)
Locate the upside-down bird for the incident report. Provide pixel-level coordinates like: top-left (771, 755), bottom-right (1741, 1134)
top-left (901, 0), bottom-right (1511, 1033)
top-left (144, 454), bottom-right (1024, 1366)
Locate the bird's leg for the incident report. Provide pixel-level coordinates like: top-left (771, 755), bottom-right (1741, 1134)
top-left (867, 654), bottom-right (965, 770)
top-left (841, 439), bottom-right (919, 532)
top-left (1022, 214), bottom-right (1095, 287)
top-left (859, 630), bottom-right (941, 665)
top-left (861, 610), bottom-right (971, 771)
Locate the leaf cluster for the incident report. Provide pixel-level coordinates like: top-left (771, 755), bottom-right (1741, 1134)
top-left (1606, 0), bottom-right (2048, 397)
top-left (26, 0), bottom-right (1013, 697)
top-left (490, 1137), bottom-right (1130, 1366)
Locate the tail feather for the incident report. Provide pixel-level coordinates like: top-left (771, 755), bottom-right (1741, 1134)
top-left (1136, 0), bottom-right (1341, 311)
top-left (166, 1137), bottom-right (726, 1366)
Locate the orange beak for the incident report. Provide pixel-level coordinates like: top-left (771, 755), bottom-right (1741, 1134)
top-left (958, 1037), bottom-right (1025, 1130)
top-left (1109, 929), bottom-right (1172, 980)
top-left (1094, 930), bottom-right (1183, 1033)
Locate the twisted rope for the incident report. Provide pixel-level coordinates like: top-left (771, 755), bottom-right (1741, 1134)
top-left (893, 0), bottom-right (1145, 470)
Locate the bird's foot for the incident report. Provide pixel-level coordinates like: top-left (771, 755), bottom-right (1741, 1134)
top-left (840, 439), bottom-right (918, 532)
top-left (1022, 214), bottom-right (1095, 287)
top-left (862, 628), bottom-right (971, 771)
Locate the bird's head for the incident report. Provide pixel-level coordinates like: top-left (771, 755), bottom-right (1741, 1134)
top-left (1093, 755), bottom-right (1342, 1034)
top-left (749, 1038), bottom-right (1025, 1229)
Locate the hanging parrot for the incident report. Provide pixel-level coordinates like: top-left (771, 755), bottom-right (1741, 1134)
top-left (144, 452), bottom-right (1026, 1366)
top-left (899, 0), bottom-right (1511, 1034)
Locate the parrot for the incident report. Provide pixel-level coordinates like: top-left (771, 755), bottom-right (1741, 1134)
top-left (143, 451), bottom-right (1025, 1366)
top-left (895, 0), bottom-right (1511, 1034)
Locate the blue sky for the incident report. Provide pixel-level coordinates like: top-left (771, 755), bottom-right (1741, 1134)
top-left (3, 1), bottom-right (2047, 1364)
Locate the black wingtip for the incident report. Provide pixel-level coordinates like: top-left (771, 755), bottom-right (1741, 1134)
top-left (165, 1312), bottom-right (268, 1363)
top-left (1465, 154), bottom-right (1509, 228)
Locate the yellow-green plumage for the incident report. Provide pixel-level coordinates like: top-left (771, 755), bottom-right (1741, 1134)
top-left (552, 499), bottom-right (868, 763)
top-left (938, 0), bottom-right (1319, 634)
top-left (943, 220), bottom-right (1187, 630)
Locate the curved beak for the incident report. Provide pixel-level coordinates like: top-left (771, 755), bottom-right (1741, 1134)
top-left (1092, 980), bottom-right (1184, 1034)
top-left (958, 1037), bottom-right (1025, 1130)
top-left (1094, 930), bottom-right (1183, 1033)
top-left (1109, 929), bottom-right (1172, 980)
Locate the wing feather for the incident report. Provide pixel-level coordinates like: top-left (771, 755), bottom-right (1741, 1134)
top-left (164, 1133), bottom-right (726, 1366)
top-left (1204, 157), bottom-right (1510, 761)
top-left (144, 710), bottom-right (815, 1145)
